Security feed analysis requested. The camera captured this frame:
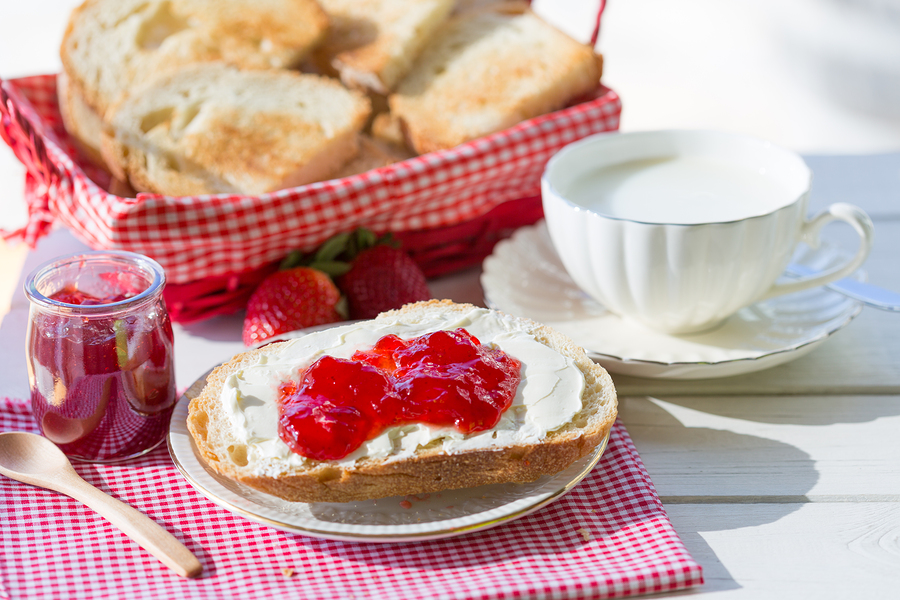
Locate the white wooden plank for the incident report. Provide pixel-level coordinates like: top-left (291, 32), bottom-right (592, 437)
top-left (665, 502), bottom-right (900, 597)
top-left (620, 396), bottom-right (900, 498)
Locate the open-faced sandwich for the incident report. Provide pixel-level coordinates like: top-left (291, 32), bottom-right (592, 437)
top-left (187, 300), bottom-right (617, 503)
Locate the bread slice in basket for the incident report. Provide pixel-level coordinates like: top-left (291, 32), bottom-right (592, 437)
top-left (312, 0), bottom-right (456, 95)
top-left (61, 0), bottom-right (329, 124)
top-left (388, 1), bottom-right (601, 154)
top-left (187, 300), bottom-right (617, 503)
top-left (100, 63), bottom-right (372, 195)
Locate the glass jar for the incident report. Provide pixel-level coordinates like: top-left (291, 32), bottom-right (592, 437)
top-left (24, 251), bottom-right (176, 462)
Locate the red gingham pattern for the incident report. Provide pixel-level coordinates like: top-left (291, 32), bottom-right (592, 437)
top-left (0, 397), bottom-right (702, 600)
top-left (0, 76), bottom-right (621, 285)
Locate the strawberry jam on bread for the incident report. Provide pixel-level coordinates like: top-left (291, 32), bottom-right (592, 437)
top-left (187, 301), bottom-right (617, 503)
top-left (279, 327), bottom-right (521, 460)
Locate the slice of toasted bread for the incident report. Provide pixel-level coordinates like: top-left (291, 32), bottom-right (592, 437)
top-left (61, 0), bottom-right (329, 120)
top-left (186, 300), bottom-right (617, 503)
top-left (100, 63), bottom-right (372, 195)
top-left (388, 1), bottom-right (601, 154)
top-left (313, 0), bottom-right (455, 95)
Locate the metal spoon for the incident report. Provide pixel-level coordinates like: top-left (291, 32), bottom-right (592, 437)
top-left (0, 431), bottom-right (202, 578)
top-left (786, 264), bottom-right (900, 312)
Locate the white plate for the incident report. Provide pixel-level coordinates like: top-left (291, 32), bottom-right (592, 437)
top-left (481, 222), bottom-right (863, 380)
top-left (167, 377), bottom-right (609, 542)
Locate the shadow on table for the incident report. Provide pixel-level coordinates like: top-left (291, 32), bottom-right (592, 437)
top-left (620, 397), bottom-right (818, 519)
top-left (662, 528), bottom-right (741, 595)
top-left (618, 397), bottom-right (823, 594)
top-left (177, 313), bottom-right (244, 343)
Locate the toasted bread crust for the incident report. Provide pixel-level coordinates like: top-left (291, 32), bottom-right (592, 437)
top-left (56, 72), bottom-right (106, 166)
top-left (100, 64), bottom-right (371, 195)
top-left (187, 301), bottom-right (617, 503)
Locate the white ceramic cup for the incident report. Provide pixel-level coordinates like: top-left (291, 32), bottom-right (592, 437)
top-left (541, 130), bottom-right (875, 334)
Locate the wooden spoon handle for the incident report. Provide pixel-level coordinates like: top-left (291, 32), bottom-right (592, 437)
top-left (66, 477), bottom-right (203, 578)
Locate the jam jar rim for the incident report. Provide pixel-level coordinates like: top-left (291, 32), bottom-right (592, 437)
top-left (24, 250), bottom-right (166, 315)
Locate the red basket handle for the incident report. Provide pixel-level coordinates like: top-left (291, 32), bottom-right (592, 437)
top-left (0, 80), bottom-right (65, 244)
top-left (591, 0), bottom-right (606, 46)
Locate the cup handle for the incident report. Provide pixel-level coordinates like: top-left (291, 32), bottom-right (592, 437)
top-left (760, 203), bottom-right (875, 301)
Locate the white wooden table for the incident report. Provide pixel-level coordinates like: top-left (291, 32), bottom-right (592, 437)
top-left (616, 155), bottom-right (900, 597)
top-left (3, 1), bottom-right (900, 598)
top-left (3, 157), bottom-right (899, 600)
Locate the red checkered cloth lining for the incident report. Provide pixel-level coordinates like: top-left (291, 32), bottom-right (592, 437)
top-left (0, 398), bottom-right (702, 600)
top-left (0, 75), bottom-right (621, 288)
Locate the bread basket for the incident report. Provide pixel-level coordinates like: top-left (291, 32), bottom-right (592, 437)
top-left (0, 8), bottom-right (620, 322)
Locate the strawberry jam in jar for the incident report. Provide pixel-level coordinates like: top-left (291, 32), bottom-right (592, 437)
top-left (24, 251), bottom-right (176, 462)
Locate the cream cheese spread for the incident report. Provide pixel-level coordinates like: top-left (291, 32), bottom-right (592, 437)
top-left (220, 307), bottom-right (585, 475)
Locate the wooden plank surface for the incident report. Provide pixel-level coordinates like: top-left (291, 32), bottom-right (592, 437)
top-left (666, 502), bottom-right (900, 597)
top-left (620, 395), bottom-right (900, 498)
top-left (621, 392), bottom-right (900, 596)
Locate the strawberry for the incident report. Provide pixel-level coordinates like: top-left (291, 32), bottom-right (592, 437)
top-left (242, 266), bottom-right (344, 346)
top-left (338, 243), bottom-right (431, 320)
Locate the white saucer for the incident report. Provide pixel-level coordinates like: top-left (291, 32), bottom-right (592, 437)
top-left (481, 222), bottom-right (863, 380)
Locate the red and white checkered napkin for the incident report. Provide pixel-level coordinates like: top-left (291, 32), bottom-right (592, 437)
top-left (0, 397), bottom-right (702, 600)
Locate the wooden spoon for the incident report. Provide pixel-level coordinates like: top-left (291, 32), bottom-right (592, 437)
top-left (0, 431), bottom-right (202, 578)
